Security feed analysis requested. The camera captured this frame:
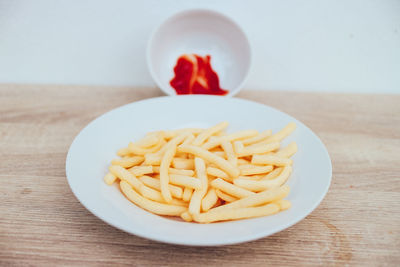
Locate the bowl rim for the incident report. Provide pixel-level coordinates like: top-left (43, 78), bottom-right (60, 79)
top-left (146, 8), bottom-right (252, 97)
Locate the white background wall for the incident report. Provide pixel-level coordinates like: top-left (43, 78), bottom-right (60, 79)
top-left (0, 0), bottom-right (399, 93)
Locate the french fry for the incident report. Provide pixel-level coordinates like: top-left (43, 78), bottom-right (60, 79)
top-left (139, 175), bottom-right (183, 199)
top-left (169, 174), bottom-right (202, 189)
top-left (178, 145), bottom-right (240, 178)
top-left (237, 142), bottom-right (280, 157)
top-left (208, 185), bottom-right (290, 212)
top-left (275, 142), bottom-right (298, 158)
top-left (262, 166), bottom-right (292, 188)
top-left (139, 185), bottom-right (187, 207)
top-left (215, 131), bottom-right (227, 137)
top-left (201, 188), bottom-right (218, 212)
top-left (144, 153), bottom-right (162, 165)
top-left (265, 122), bottom-right (296, 143)
top-left (169, 168), bottom-right (194, 176)
top-left (182, 133), bottom-right (195, 146)
top-left (150, 166), bottom-right (158, 173)
top-left (237, 175), bottom-right (262, 181)
top-left (242, 130), bottom-right (272, 145)
top-left (152, 166), bottom-right (194, 176)
top-left (156, 131), bottom-right (191, 157)
top-left (211, 178), bottom-right (255, 198)
top-left (159, 132), bottom-right (191, 202)
top-left (109, 165), bottom-right (142, 191)
top-left (221, 139), bottom-right (237, 166)
top-left (164, 128), bottom-right (203, 140)
top-left (226, 130), bottom-right (259, 141)
top-left (189, 158), bottom-right (208, 214)
top-left (180, 211), bottom-right (193, 222)
top-left (104, 172), bottom-right (117, 185)
top-left (274, 199), bottom-right (291, 211)
top-left (192, 203), bottom-right (280, 223)
top-left (117, 147), bottom-right (131, 157)
top-left (233, 179), bottom-right (264, 192)
top-left (136, 132), bottom-right (162, 148)
top-left (260, 167), bottom-right (283, 181)
top-left (182, 187), bottom-right (193, 202)
top-left (140, 184), bottom-right (166, 202)
top-left (206, 166), bottom-right (230, 180)
top-left (202, 136), bottom-right (222, 150)
top-left (128, 165), bottom-right (153, 176)
top-left (120, 181), bottom-right (187, 216)
top-left (160, 143), bottom-right (176, 203)
top-left (192, 121), bottom-right (229, 146)
top-left (172, 158), bottom-right (194, 169)
top-left (234, 166), bottom-right (292, 191)
top-left (233, 141), bottom-right (244, 154)
top-left (170, 198), bottom-right (189, 207)
top-left (163, 131), bottom-right (176, 140)
top-left (128, 139), bottom-right (165, 155)
top-left (238, 164), bottom-right (273, 176)
top-left (202, 130), bottom-right (260, 151)
top-left (111, 156), bottom-right (144, 168)
top-left (252, 154), bottom-right (292, 166)
top-left (215, 189), bottom-right (238, 203)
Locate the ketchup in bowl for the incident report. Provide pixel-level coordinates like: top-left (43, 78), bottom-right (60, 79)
top-left (170, 54), bottom-right (228, 95)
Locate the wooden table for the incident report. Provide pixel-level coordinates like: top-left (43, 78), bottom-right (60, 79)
top-left (1, 84), bottom-right (399, 266)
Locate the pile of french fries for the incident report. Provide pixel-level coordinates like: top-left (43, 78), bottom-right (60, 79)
top-left (104, 122), bottom-right (297, 223)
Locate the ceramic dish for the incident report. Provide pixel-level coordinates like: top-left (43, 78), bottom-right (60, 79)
top-left (66, 96), bottom-right (332, 246)
top-left (147, 9), bottom-right (251, 96)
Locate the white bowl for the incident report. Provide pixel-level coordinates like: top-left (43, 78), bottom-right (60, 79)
top-left (147, 9), bottom-right (251, 97)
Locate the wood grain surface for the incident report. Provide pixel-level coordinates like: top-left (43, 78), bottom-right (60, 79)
top-left (0, 84), bottom-right (399, 266)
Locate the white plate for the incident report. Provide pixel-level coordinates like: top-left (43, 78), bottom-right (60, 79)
top-left (66, 96), bottom-right (332, 246)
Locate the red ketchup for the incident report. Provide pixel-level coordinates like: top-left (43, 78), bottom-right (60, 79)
top-left (170, 54), bottom-right (228, 95)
